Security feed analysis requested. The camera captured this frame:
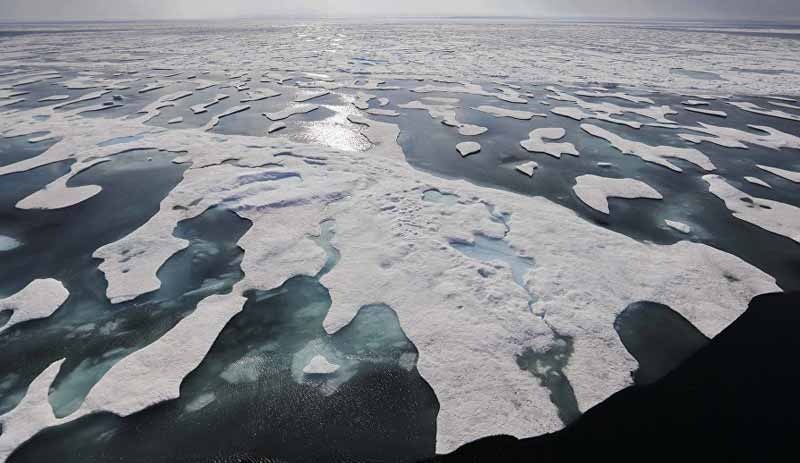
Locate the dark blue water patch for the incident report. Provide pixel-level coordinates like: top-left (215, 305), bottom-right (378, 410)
top-left (0, 205), bottom-right (251, 418)
top-left (614, 301), bottom-right (710, 385)
top-left (0, 133), bottom-right (60, 168)
top-left (9, 276), bottom-right (438, 463)
top-left (516, 334), bottom-right (580, 426)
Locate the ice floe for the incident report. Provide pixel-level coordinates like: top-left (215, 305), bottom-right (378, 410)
top-left (456, 141), bottom-right (481, 157)
top-left (190, 94), bottom-right (229, 114)
top-left (472, 105), bottom-right (545, 120)
top-left (730, 101), bottom-right (800, 122)
top-left (16, 158), bottom-right (108, 210)
top-left (520, 128), bottom-right (579, 159)
top-left (573, 174), bottom-right (663, 214)
top-left (704, 174), bottom-right (800, 243)
top-left (744, 176), bottom-right (772, 188)
top-left (757, 164), bottom-right (800, 183)
top-left (0, 279), bottom-right (69, 334)
top-left (685, 107), bottom-right (727, 118)
top-left (582, 124), bottom-right (715, 172)
top-left (303, 355), bottom-right (340, 374)
top-left (399, 100), bottom-right (487, 136)
top-left (264, 104), bottom-right (319, 121)
top-left (678, 123), bottom-right (800, 150)
top-left (665, 220), bottom-right (692, 234)
top-left (204, 105), bottom-right (250, 131)
top-left (516, 161), bottom-right (539, 177)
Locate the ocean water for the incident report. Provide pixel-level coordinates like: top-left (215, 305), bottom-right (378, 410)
top-left (0, 18), bottom-right (799, 462)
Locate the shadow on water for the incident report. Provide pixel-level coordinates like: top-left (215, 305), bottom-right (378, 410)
top-left (10, 275), bottom-right (439, 463)
top-left (614, 301), bottom-right (710, 385)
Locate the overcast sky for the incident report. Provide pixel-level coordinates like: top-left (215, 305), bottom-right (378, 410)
top-left (2, 0), bottom-right (800, 21)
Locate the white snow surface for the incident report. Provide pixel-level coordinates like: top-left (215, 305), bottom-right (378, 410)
top-left (757, 164), bottom-right (800, 183)
top-left (0, 279), bottom-right (69, 334)
top-left (303, 355), bottom-right (340, 374)
top-left (704, 174), bottom-right (800, 243)
top-left (520, 128), bottom-right (579, 158)
top-left (573, 174), bottom-right (664, 215)
top-left (581, 124), bottom-right (715, 172)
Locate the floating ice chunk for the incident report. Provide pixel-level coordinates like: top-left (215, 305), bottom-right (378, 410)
top-left (757, 164), bottom-right (800, 183)
top-left (353, 92), bottom-right (375, 110)
top-left (399, 100), bottom-right (487, 136)
top-left (665, 220), bottom-right (692, 234)
top-left (729, 101), bottom-right (800, 122)
top-left (597, 162), bottom-right (613, 168)
top-left (138, 82), bottom-right (165, 94)
top-left (162, 90), bottom-right (193, 102)
top-left (769, 101), bottom-right (800, 111)
top-left (190, 94), bottom-right (229, 114)
top-left (167, 117), bottom-right (183, 124)
top-left (573, 174), bottom-right (663, 214)
top-left (574, 90), bottom-right (655, 104)
top-left (366, 108), bottom-right (399, 117)
top-left (240, 88), bottom-right (281, 103)
top-left (520, 128), bottom-right (579, 158)
top-left (685, 106), bottom-right (727, 118)
top-left (263, 104), bottom-right (319, 121)
top-left (16, 158), bottom-right (109, 210)
top-left (547, 87), bottom-right (677, 124)
top-left (704, 174), bottom-right (800, 243)
top-left (0, 98), bottom-right (24, 108)
top-left (516, 161), bottom-right (539, 177)
top-left (472, 105), bottom-right (546, 120)
top-left (27, 133), bottom-right (56, 143)
top-left (79, 292), bottom-right (245, 416)
top-left (268, 121), bottom-right (286, 133)
top-left (581, 124), bottom-right (715, 172)
top-left (203, 104), bottom-right (250, 131)
top-left (0, 279), bottom-right (69, 334)
top-left (377, 97), bottom-right (390, 106)
top-left (456, 141), bottom-right (481, 157)
top-left (37, 95), bottom-right (70, 102)
top-left (678, 123), bottom-right (800, 150)
top-left (294, 90), bottom-right (330, 102)
top-left (551, 106), bottom-right (642, 129)
top-left (52, 90), bottom-right (110, 110)
top-left (0, 359), bottom-right (64, 462)
top-left (303, 355), bottom-right (340, 375)
top-left (744, 176), bottom-right (772, 188)
top-left (683, 100), bottom-right (710, 106)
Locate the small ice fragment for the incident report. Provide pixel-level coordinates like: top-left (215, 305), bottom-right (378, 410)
top-left (268, 122), bottom-right (287, 133)
top-left (167, 117), bottom-right (183, 124)
top-left (516, 161), bottom-right (539, 177)
top-left (744, 177), bottom-right (772, 189)
top-left (456, 142), bottom-right (481, 157)
top-left (665, 220), bottom-right (692, 234)
top-left (303, 355), bottom-right (339, 375)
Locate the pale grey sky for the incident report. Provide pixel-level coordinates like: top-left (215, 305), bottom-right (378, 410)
top-left (1, 0), bottom-right (800, 21)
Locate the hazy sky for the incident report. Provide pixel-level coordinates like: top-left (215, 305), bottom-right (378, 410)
top-left (2, 0), bottom-right (800, 21)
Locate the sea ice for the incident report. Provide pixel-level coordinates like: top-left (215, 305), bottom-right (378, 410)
top-left (582, 124), bottom-right (715, 172)
top-left (303, 355), bottom-right (340, 374)
top-left (573, 174), bottom-right (663, 214)
top-left (516, 161), bottom-right (539, 177)
top-left (757, 164), bottom-right (800, 183)
top-left (744, 177), bottom-right (772, 188)
top-left (0, 279), bottom-right (69, 334)
top-left (263, 104), bottom-right (319, 121)
top-left (665, 220), bottom-right (692, 234)
top-left (704, 174), bottom-right (800, 243)
top-left (472, 105), bottom-right (546, 120)
top-left (456, 141), bottom-right (481, 157)
top-left (519, 128), bottom-right (579, 158)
